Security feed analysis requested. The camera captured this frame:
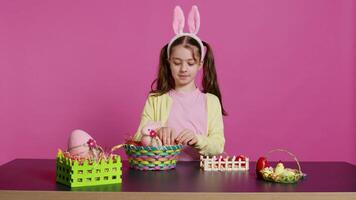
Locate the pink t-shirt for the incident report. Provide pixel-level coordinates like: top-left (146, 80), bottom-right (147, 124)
top-left (167, 88), bottom-right (208, 161)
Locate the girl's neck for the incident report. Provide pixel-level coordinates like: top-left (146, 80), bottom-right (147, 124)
top-left (174, 82), bottom-right (197, 92)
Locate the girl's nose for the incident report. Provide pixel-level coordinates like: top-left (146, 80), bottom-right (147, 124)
top-left (180, 64), bottom-right (188, 72)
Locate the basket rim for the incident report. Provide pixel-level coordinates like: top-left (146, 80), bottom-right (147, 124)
top-left (123, 144), bottom-right (183, 151)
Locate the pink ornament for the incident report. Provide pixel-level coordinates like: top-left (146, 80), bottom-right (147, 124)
top-left (87, 139), bottom-right (97, 148)
top-left (141, 121), bottom-right (162, 147)
top-left (149, 130), bottom-right (157, 137)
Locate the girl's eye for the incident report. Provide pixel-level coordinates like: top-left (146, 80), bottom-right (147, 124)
top-left (174, 62), bottom-right (181, 65)
top-left (188, 63), bottom-right (195, 66)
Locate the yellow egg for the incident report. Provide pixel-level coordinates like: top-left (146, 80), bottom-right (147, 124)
top-left (274, 162), bottom-right (285, 175)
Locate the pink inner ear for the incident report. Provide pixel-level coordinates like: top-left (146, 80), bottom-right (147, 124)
top-left (188, 5), bottom-right (200, 34)
top-left (173, 6), bottom-right (185, 34)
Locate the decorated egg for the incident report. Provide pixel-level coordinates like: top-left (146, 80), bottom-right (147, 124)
top-left (141, 121), bottom-right (162, 147)
top-left (67, 129), bottom-right (93, 158)
top-left (274, 162), bottom-right (285, 175)
top-left (256, 156), bottom-right (270, 179)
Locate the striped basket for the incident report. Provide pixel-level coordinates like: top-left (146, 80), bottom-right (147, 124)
top-left (123, 144), bottom-right (183, 170)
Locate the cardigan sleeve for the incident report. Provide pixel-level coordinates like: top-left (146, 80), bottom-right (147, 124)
top-left (133, 94), bottom-right (155, 141)
top-left (194, 94), bottom-right (225, 156)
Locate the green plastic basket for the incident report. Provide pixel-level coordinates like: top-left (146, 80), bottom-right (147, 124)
top-left (56, 150), bottom-right (122, 187)
top-left (124, 144), bottom-right (183, 170)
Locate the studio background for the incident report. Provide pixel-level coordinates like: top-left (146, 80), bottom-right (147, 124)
top-left (0, 0), bottom-right (355, 165)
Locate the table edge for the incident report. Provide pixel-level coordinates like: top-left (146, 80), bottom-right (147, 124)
top-left (1, 190), bottom-right (356, 200)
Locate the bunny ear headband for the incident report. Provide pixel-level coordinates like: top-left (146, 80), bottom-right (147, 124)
top-left (167, 5), bottom-right (206, 63)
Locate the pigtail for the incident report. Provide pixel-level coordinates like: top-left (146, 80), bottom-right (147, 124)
top-left (202, 41), bottom-right (227, 116)
top-left (150, 44), bottom-right (175, 95)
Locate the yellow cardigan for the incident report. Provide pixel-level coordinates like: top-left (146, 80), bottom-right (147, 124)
top-left (133, 92), bottom-right (225, 156)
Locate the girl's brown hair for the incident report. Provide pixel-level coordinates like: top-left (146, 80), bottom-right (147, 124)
top-left (150, 36), bottom-right (227, 116)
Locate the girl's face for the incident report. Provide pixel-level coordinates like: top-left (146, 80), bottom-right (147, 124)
top-left (168, 44), bottom-right (202, 89)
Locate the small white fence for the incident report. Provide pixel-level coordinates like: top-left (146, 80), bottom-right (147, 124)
top-left (200, 155), bottom-right (249, 171)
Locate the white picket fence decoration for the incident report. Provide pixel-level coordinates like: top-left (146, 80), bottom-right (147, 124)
top-left (200, 155), bottom-right (249, 171)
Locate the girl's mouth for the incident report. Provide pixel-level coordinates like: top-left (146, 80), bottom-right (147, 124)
top-left (178, 75), bottom-right (190, 78)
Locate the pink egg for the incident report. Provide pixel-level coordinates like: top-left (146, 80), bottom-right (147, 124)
top-left (140, 121), bottom-right (162, 147)
top-left (67, 129), bottom-right (93, 158)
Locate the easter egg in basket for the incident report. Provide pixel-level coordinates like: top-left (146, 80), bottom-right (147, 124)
top-left (256, 156), bottom-right (270, 179)
top-left (140, 121), bottom-right (163, 147)
top-left (67, 129), bottom-right (93, 158)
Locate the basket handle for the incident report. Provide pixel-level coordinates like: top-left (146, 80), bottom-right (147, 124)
top-left (110, 144), bottom-right (125, 154)
top-left (266, 149), bottom-right (302, 172)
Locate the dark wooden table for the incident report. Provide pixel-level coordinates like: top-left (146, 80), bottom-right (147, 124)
top-left (0, 159), bottom-right (355, 200)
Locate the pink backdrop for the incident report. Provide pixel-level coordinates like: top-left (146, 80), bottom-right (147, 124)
top-left (0, 0), bottom-right (355, 165)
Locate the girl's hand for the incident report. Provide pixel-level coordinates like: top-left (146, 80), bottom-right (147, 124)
top-left (157, 127), bottom-right (176, 146)
top-left (175, 129), bottom-right (198, 145)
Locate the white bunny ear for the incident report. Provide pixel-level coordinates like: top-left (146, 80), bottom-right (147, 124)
top-left (188, 5), bottom-right (200, 34)
top-left (172, 6), bottom-right (185, 34)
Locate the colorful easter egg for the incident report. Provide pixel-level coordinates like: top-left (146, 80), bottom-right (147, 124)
top-left (67, 129), bottom-right (93, 158)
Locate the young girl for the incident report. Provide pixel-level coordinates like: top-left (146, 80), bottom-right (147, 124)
top-left (133, 5), bottom-right (227, 161)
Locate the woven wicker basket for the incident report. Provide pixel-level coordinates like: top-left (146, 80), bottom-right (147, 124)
top-left (260, 149), bottom-right (306, 184)
top-left (123, 144), bottom-right (183, 170)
